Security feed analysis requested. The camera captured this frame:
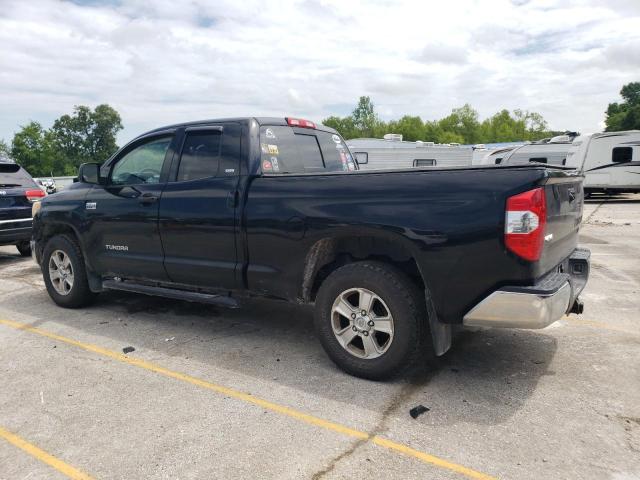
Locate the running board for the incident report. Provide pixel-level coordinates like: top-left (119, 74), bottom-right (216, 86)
top-left (102, 280), bottom-right (239, 308)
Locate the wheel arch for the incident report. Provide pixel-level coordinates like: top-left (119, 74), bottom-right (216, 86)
top-left (38, 221), bottom-right (102, 292)
top-left (301, 233), bottom-right (452, 356)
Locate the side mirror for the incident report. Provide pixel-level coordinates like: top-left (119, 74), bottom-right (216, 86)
top-left (78, 163), bottom-right (101, 184)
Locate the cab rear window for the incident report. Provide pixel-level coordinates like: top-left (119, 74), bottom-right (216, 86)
top-left (259, 126), bottom-right (356, 174)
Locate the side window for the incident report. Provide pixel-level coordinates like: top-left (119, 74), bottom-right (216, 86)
top-left (414, 159), bottom-right (436, 167)
top-left (353, 152), bottom-right (368, 165)
top-left (612, 147), bottom-right (632, 163)
top-left (177, 130), bottom-right (222, 182)
top-left (295, 134), bottom-right (325, 170)
top-left (529, 157), bottom-right (547, 164)
top-left (110, 136), bottom-right (171, 185)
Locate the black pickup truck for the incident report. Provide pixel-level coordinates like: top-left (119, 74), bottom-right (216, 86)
top-left (31, 117), bottom-right (590, 379)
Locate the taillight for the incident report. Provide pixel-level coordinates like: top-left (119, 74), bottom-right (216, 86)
top-left (505, 187), bottom-right (546, 261)
top-left (286, 117), bottom-right (316, 129)
top-left (25, 189), bottom-right (46, 202)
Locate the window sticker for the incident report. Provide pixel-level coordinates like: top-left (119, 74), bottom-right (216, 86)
top-left (347, 162), bottom-right (355, 171)
top-left (267, 144), bottom-right (279, 155)
top-left (271, 156), bottom-right (280, 172)
top-left (261, 143), bottom-right (269, 154)
top-left (265, 128), bottom-right (276, 139)
top-left (332, 134), bottom-right (341, 143)
top-left (262, 159), bottom-right (273, 172)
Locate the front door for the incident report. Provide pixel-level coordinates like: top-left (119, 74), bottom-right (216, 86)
top-left (158, 123), bottom-right (241, 289)
top-left (84, 133), bottom-right (176, 280)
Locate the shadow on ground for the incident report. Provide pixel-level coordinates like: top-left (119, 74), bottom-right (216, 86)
top-left (0, 281), bottom-right (557, 426)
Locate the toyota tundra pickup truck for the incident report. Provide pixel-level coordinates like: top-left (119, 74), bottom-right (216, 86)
top-left (31, 117), bottom-right (590, 379)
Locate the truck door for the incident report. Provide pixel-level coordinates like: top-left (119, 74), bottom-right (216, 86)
top-left (158, 123), bottom-right (241, 289)
top-left (84, 133), bottom-right (176, 280)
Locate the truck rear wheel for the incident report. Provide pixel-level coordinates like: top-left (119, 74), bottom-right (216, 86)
top-left (314, 261), bottom-right (428, 380)
top-left (42, 235), bottom-right (96, 308)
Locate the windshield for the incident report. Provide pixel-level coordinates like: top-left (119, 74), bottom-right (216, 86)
top-left (259, 126), bottom-right (356, 174)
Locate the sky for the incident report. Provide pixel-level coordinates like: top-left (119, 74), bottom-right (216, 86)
top-left (1, 0), bottom-right (639, 144)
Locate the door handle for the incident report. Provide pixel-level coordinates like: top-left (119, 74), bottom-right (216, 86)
top-left (227, 190), bottom-right (239, 208)
top-left (139, 193), bottom-right (158, 205)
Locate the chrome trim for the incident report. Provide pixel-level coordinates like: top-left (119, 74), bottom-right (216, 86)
top-left (463, 282), bottom-right (571, 329)
top-left (0, 217), bottom-right (32, 225)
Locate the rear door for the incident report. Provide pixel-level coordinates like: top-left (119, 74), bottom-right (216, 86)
top-left (158, 123), bottom-right (242, 289)
top-left (84, 133), bottom-right (176, 280)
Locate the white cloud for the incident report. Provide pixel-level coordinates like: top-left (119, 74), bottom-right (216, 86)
top-left (0, 0), bottom-right (639, 145)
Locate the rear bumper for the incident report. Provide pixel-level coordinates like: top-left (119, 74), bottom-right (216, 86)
top-left (0, 218), bottom-right (32, 245)
top-left (463, 248), bottom-right (590, 329)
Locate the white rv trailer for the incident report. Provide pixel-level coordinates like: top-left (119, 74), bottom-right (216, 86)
top-left (496, 135), bottom-right (575, 166)
top-left (474, 146), bottom-right (518, 165)
top-left (347, 134), bottom-right (473, 170)
top-left (565, 130), bottom-right (640, 195)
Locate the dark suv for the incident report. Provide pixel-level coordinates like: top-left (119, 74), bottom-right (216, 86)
top-left (0, 154), bottom-right (45, 256)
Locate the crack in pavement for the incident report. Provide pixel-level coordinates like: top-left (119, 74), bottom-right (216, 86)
top-left (311, 364), bottom-right (438, 479)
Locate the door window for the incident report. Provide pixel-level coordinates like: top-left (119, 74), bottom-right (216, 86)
top-left (110, 136), bottom-right (171, 185)
top-left (177, 130), bottom-right (222, 181)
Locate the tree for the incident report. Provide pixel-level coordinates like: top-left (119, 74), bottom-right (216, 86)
top-left (391, 116), bottom-right (424, 142)
top-left (10, 122), bottom-right (51, 176)
top-left (50, 104), bottom-right (123, 169)
top-left (351, 96), bottom-right (380, 138)
top-left (437, 104), bottom-right (481, 143)
top-left (0, 139), bottom-right (10, 158)
top-left (605, 82), bottom-right (640, 131)
top-left (323, 97), bottom-right (558, 144)
top-left (8, 104), bottom-right (123, 176)
top-left (323, 116), bottom-right (359, 140)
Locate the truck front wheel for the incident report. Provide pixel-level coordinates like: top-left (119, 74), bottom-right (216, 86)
top-left (42, 235), bottom-right (96, 308)
top-left (314, 261), bottom-right (428, 380)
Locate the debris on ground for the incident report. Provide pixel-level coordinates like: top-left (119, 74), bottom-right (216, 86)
top-left (122, 346), bottom-right (135, 354)
top-left (409, 405), bottom-right (430, 419)
top-left (165, 337), bottom-right (175, 342)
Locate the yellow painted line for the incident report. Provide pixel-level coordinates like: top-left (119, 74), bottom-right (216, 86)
top-left (564, 317), bottom-right (639, 335)
top-left (0, 425), bottom-right (94, 480)
top-left (0, 318), bottom-right (494, 480)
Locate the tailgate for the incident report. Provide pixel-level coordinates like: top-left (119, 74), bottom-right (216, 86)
top-left (537, 170), bottom-right (584, 275)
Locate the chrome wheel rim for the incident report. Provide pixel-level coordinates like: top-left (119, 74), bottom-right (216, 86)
top-left (48, 250), bottom-right (74, 296)
top-left (331, 288), bottom-right (394, 359)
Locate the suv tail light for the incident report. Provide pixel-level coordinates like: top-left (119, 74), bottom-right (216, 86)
top-left (505, 187), bottom-right (546, 261)
top-left (25, 189), bottom-right (46, 202)
top-left (286, 117), bottom-right (316, 129)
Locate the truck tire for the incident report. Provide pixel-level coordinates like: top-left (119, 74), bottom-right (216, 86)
top-left (42, 234), bottom-right (96, 308)
top-left (314, 261), bottom-right (428, 380)
top-left (16, 241), bottom-right (31, 257)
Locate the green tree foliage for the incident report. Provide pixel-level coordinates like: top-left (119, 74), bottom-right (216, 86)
top-left (605, 82), bottom-right (640, 131)
top-left (10, 104), bottom-right (123, 177)
top-left (351, 96), bottom-right (381, 137)
top-left (0, 139), bottom-right (10, 158)
top-left (324, 99), bottom-right (554, 143)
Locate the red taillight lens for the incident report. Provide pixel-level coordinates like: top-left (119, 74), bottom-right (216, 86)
top-left (25, 189), bottom-right (46, 202)
top-left (505, 187), bottom-right (546, 261)
top-left (286, 117), bottom-right (316, 129)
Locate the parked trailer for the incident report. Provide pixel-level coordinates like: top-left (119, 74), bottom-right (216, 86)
top-left (565, 130), bottom-right (640, 195)
top-left (347, 135), bottom-right (473, 169)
